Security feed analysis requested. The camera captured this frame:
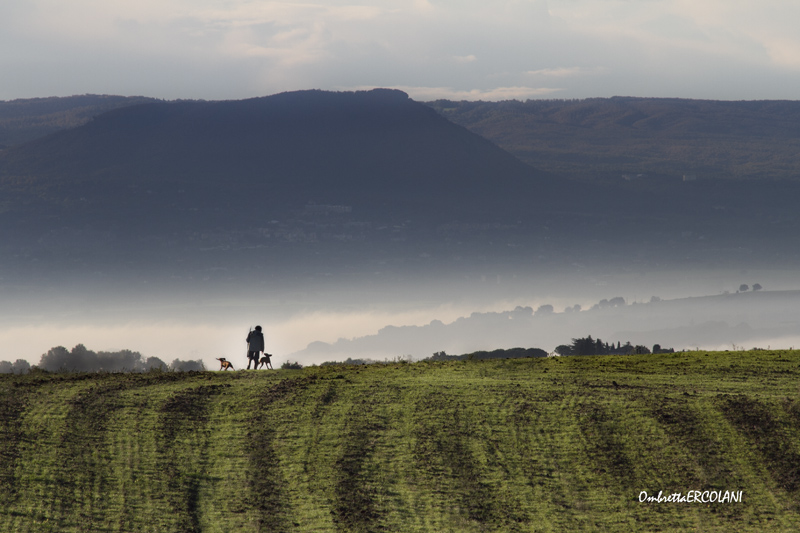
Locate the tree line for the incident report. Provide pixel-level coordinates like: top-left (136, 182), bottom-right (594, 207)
top-left (0, 344), bottom-right (204, 374)
top-left (554, 336), bottom-right (674, 356)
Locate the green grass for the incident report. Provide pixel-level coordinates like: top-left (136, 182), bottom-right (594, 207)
top-left (1, 350), bottom-right (799, 531)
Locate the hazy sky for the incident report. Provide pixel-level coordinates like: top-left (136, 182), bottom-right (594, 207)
top-left (3, 0), bottom-right (800, 101)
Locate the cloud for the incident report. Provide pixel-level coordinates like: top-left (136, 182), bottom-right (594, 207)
top-left (220, 20), bottom-right (334, 66)
top-left (550, 1), bottom-right (800, 70)
top-left (526, 66), bottom-right (606, 78)
top-left (3, 0), bottom-right (800, 100)
top-left (454, 54), bottom-right (478, 64)
top-left (763, 39), bottom-right (800, 70)
top-left (387, 85), bottom-right (564, 101)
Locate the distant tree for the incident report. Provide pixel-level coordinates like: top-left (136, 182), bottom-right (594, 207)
top-left (459, 348), bottom-right (547, 361)
top-left (535, 304), bottom-right (554, 316)
top-left (634, 345), bottom-right (651, 354)
top-left (322, 358), bottom-right (368, 366)
top-left (619, 342), bottom-right (634, 355)
top-left (512, 306), bottom-right (533, 317)
top-left (554, 345), bottom-right (573, 356)
top-left (39, 345), bottom-right (78, 371)
top-left (652, 344), bottom-right (661, 354)
top-left (752, 283), bottom-right (763, 291)
top-left (281, 361), bottom-right (304, 369)
top-left (609, 341), bottom-right (634, 355)
top-left (739, 284), bottom-right (749, 292)
top-left (40, 344), bottom-right (164, 372)
top-left (595, 338), bottom-right (605, 355)
top-left (0, 359), bottom-right (30, 374)
top-left (143, 357), bottom-right (168, 371)
top-left (571, 336), bottom-right (596, 355)
top-left (38, 344), bottom-right (196, 372)
top-left (592, 297), bottom-right (624, 310)
top-left (170, 359), bottom-right (205, 372)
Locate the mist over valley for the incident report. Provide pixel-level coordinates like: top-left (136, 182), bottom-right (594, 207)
top-left (2, 90), bottom-right (800, 368)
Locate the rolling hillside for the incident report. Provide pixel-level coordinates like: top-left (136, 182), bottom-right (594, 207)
top-left (428, 98), bottom-right (800, 182)
top-left (3, 90), bottom-right (800, 285)
top-left (2, 351), bottom-right (799, 532)
top-left (0, 95), bottom-right (159, 148)
top-left (0, 89), bottom-right (545, 225)
top-left (0, 89), bottom-right (566, 283)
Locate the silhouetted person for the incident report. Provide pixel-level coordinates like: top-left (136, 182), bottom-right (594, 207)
top-left (246, 326), bottom-right (265, 369)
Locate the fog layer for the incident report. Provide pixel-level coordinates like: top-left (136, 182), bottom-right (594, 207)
top-left (3, 267), bottom-right (798, 369)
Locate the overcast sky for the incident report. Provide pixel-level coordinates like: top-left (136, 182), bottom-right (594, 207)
top-left (3, 0), bottom-right (800, 102)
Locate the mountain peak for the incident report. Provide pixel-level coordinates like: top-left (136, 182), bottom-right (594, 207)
top-left (0, 89), bottom-right (541, 230)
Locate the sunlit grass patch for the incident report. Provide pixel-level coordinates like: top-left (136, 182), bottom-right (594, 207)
top-left (0, 350), bottom-right (799, 531)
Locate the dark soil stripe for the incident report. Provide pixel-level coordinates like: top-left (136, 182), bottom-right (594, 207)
top-left (311, 382), bottom-right (338, 419)
top-left (0, 382), bottom-right (29, 507)
top-left (157, 384), bottom-right (227, 533)
top-left (577, 402), bottom-right (634, 486)
top-left (647, 397), bottom-right (735, 487)
top-left (413, 392), bottom-right (502, 526)
top-left (719, 394), bottom-right (800, 494)
top-left (331, 400), bottom-right (387, 533)
top-left (246, 377), bottom-right (313, 532)
top-left (784, 397), bottom-right (800, 429)
top-left (52, 379), bottom-right (137, 531)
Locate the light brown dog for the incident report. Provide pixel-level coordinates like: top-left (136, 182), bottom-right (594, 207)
top-left (258, 353), bottom-right (273, 369)
top-left (216, 357), bottom-right (234, 371)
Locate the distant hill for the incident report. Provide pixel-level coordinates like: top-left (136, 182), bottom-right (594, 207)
top-left (427, 97), bottom-right (800, 182)
top-left (0, 89), bottom-right (573, 282)
top-left (8, 95), bottom-right (800, 183)
top-left (291, 289), bottom-right (800, 361)
top-left (0, 94), bottom-right (159, 148)
top-left (0, 89), bottom-right (548, 226)
top-left (3, 90), bottom-right (800, 285)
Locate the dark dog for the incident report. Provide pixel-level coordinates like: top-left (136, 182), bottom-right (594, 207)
top-left (258, 353), bottom-right (273, 369)
top-left (216, 357), bottom-right (234, 371)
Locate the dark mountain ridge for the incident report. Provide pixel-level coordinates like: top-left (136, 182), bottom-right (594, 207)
top-left (0, 89), bottom-right (575, 283)
top-left (429, 97), bottom-right (800, 181)
top-left (3, 90), bottom-right (800, 286)
top-left (0, 94), bottom-right (159, 148)
top-left (1, 89), bottom-right (546, 223)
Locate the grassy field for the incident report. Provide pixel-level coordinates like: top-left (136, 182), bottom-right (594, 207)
top-left (1, 350), bottom-right (799, 532)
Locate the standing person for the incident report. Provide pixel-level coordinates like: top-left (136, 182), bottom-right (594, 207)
top-left (246, 325), bottom-right (265, 369)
